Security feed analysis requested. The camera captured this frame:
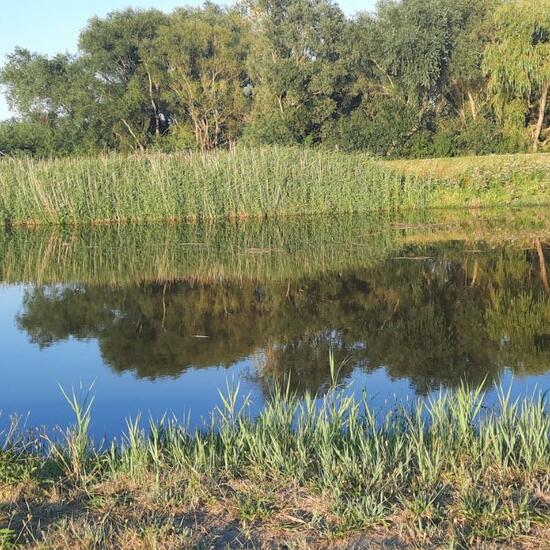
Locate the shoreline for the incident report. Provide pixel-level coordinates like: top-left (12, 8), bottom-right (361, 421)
top-left (2, 384), bottom-right (550, 547)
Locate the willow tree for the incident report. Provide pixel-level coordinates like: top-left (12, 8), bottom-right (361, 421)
top-left (483, 0), bottom-right (550, 151)
top-left (158, 6), bottom-right (251, 151)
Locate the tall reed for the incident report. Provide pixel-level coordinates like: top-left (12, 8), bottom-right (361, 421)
top-left (0, 147), bottom-right (430, 227)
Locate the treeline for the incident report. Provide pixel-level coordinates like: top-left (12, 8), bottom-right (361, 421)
top-left (0, 0), bottom-right (548, 158)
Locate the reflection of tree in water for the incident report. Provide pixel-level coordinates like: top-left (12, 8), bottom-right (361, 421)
top-left (17, 242), bottom-right (550, 395)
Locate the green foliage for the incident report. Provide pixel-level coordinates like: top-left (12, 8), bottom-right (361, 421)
top-left (158, 5), bottom-right (251, 150)
top-left (241, 113), bottom-right (301, 146)
top-left (0, 0), bottom-right (547, 157)
top-left (0, 529), bottom-right (16, 549)
top-left (78, 8), bottom-right (171, 151)
top-left (245, 0), bottom-right (352, 144)
top-left (322, 97), bottom-right (426, 156)
top-left (483, 0), bottom-right (550, 151)
top-left (0, 120), bottom-right (55, 157)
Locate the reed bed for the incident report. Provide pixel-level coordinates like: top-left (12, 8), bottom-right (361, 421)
top-left (1, 148), bottom-right (549, 229)
top-left (2, 383), bottom-right (550, 547)
top-left (0, 147), bottom-right (431, 227)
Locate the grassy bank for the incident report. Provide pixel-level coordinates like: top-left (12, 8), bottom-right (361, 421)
top-left (386, 152), bottom-right (550, 208)
top-left (2, 384), bottom-right (550, 548)
top-left (2, 148), bottom-right (549, 228)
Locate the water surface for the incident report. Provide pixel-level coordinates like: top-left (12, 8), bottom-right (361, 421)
top-left (2, 210), bottom-right (550, 437)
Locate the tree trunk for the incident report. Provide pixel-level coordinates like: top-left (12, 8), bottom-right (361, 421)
top-left (533, 83), bottom-right (549, 152)
top-left (146, 67), bottom-right (161, 139)
top-left (120, 118), bottom-right (145, 153)
top-left (535, 238), bottom-right (549, 292)
top-left (467, 91), bottom-right (477, 121)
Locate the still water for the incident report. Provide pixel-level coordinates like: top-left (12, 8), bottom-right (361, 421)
top-left (1, 210), bottom-right (550, 437)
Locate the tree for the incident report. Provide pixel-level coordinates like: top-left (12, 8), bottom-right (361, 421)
top-left (483, 0), bottom-right (550, 151)
top-left (0, 48), bottom-right (111, 154)
top-left (446, 0), bottom-right (497, 124)
top-left (158, 5), bottom-right (251, 151)
top-left (244, 0), bottom-right (352, 144)
top-left (79, 8), bottom-right (170, 151)
top-left (0, 119), bottom-right (55, 157)
top-left (348, 0), bottom-right (479, 156)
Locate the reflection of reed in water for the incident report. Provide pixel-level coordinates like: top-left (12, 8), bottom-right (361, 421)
top-left (2, 208), bottom-right (550, 286)
top-left (0, 215), bottom-right (403, 286)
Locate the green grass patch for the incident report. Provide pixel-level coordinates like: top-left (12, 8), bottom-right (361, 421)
top-left (386, 152), bottom-right (550, 208)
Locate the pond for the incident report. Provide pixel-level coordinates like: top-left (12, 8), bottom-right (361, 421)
top-left (2, 209), bottom-right (550, 438)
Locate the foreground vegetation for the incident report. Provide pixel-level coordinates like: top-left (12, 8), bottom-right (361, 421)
top-left (1, 148), bottom-right (549, 227)
top-left (2, 383), bottom-right (550, 548)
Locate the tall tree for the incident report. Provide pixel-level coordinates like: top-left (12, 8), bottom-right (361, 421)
top-left (244, 0), bottom-right (352, 144)
top-left (446, 0), bottom-right (497, 123)
top-left (158, 5), bottom-right (251, 151)
top-left (353, 0), bottom-right (483, 151)
top-left (483, 0), bottom-right (550, 151)
top-left (0, 48), bottom-right (109, 153)
top-left (78, 8), bottom-right (170, 151)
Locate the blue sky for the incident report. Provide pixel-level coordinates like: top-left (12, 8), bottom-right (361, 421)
top-left (0, 0), bottom-right (376, 120)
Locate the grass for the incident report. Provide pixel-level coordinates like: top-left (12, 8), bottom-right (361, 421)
top-left (2, 382), bottom-right (550, 547)
top-left (3, 147), bottom-right (549, 228)
top-left (386, 152), bottom-right (550, 208)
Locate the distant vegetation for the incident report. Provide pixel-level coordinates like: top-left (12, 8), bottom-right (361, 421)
top-left (0, 0), bottom-right (549, 158)
top-left (3, 384), bottom-right (550, 547)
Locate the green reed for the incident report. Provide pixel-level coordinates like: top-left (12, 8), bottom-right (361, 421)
top-left (0, 147), bottom-right (430, 227)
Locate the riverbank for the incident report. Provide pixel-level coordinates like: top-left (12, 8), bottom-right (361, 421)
top-left (1, 148), bottom-right (549, 228)
top-left (2, 385), bottom-right (550, 548)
